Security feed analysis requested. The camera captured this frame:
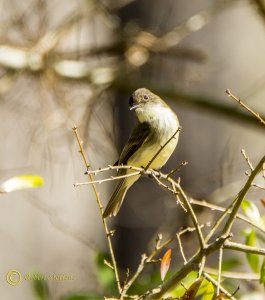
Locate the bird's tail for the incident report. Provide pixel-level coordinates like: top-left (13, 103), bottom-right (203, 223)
top-left (103, 178), bottom-right (128, 218)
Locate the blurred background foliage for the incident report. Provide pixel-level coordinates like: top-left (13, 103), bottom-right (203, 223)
top-left (0, 0), bottom-right (265, 299)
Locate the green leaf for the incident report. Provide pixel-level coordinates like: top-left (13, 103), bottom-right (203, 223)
top-left (166, 271), bottom-right (207, 298)
top-left (31, 274), bottom-right (49, 300)
top-left (222, 257), bottom-right (241, 271)
top-left (241, 199), bottom-right (264, 228)
top-left (260, 257), bottom-right (265, 287)
top-left (0, 175), bottom-right (44, 193)
top-left (243, 229), bottom-right (260, 273)
top-left (95, 253), bottom-right (116, 294)
top-left (201, 281), bottom-right (214, 300)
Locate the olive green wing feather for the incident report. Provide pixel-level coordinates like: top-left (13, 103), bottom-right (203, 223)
top-left (118, 122), bottom-right (151, 165)
top-left (103, 122), bottom-right (151, 218)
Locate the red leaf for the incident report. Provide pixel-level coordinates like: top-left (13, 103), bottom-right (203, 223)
top-left (160, 249), bottom-right (172, 281)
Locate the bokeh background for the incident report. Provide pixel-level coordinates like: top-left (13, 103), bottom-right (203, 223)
top-left (0, 0), bottom-right (265, 299)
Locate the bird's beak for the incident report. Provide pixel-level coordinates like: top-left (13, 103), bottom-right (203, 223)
top-left (130, 104), bottom-right (141, 111)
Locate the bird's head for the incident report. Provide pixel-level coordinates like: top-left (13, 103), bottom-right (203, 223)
top-left (129, 88), bottom-right (158, 110)
top-left (129, 88), bottom-right (168, 123)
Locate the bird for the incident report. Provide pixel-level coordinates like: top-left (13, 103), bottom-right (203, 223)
top-left (103, 88), bottom-right (180, 218)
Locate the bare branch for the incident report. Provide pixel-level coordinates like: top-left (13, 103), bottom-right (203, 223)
top-left (224, 241), bottom-right (265, 255)
top-left (252, 183), bottom-right (265, 190)
top-left (241, 149), bottom-right (254, 171)
top-left (190, 198), bottom-right (265, 235)
top-left (176, 233), bottom-right (187, 264)
top-left (221, 155), bottom-right (265, 236)
top-left (169, 179), bottom-right (206, 250)
top-left (226, 89), bottom-right (265, 126)
top-left (166, 160), bottom-right (188, 178)
top-left (217, 246), bottom-right (223, 295)
top-left (72, 127), bottom-right (122, 294)
top-left (204, 267), bottom-right (259, 280)
top-left (202, 272), bottom-right (236, 300)
top-left (74, 170), bottom-right (141, 186)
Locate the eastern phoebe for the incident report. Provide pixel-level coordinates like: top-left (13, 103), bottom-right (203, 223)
top-left (103, 88), bottom-right (180, 218)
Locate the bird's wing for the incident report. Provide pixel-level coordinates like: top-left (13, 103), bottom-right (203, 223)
top-left (119, 121), bottom-right (151, 165)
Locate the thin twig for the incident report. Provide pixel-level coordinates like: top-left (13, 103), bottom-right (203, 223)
top-left (73, 126), bottom-right (90, 170)
top-left (241, 149), bottom-right (254, 171)
top-left (217, 246), bottom-right (223, 295)
top-left (169, 179), bottom-right (206, 250)
top-left (204, 267), bottom-right (259, 280)
top-left (171, 181), bottom-right (186, 212)
top-left (226, 89), bottom-right (265, 126)
top-left (145, 127), bottom-right (181, 170)
top-left (190, 198), bottom-right (265, 235)
top-left (74, 170), bottom-right (140, 186)
top-left (176, 233), bottom-right (187, 264)
top-left (85, 164), bottom-right (143, 175)
top-left (221, 155), bottom-right (265, 236)
top-left (224, 241), bottom-right (265, 255)
top-left (120, 254), bottom-right (148, 298)
top-left (252, 183), bottom-right (265, 190)
top-left (198, 255), bottom-right (206, 278)
top-left (151, 172), bottom-right (186, 212)
top-left (202, 272), bottom-right (235, 300)
top-left (72, 126), bottom-right (122, 294)
top-left (166, 160), bottom-right (188, 178)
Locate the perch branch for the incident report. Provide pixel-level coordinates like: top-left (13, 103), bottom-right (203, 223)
top-left (72, 126), bottom-right (122, 293)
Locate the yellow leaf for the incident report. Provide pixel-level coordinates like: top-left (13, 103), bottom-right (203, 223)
top-left (0, 175), bottom-right (44, 193)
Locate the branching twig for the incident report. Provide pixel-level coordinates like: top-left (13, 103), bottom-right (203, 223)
top-left (190, 198), bottom-right (265, 235)
top-left (202, 272), bottom-right (236, 300)
top-left (74, 129), bottom-right (265, 299)
top-left (72, 127), bottom-right (122, 294)
top-left (145, 233), bottom-right (231, 299)
top-left (221, 155), bottom-right (265, 236)
top-left (169, 179), bottom-right (206, 250)
top-left (83, 161), bottom-right (205, 250)
top-left (144, 156), bottom-right (265, 299)
top-left (120, 254), bottom-right (148, 298)
top-left (226, 89), bottom-right (265, 126)
top-left (121, 225), bottom-right (207, 297)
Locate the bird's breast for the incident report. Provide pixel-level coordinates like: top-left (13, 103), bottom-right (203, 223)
top-left (129, 109), bottom-right (179, 169)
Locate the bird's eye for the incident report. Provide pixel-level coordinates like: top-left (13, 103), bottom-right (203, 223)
top-left (143, 95), bottom-right (149, 101)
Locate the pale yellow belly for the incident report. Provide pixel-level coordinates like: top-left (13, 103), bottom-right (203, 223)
top-left (128, 134), bottom-right (179, 170)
